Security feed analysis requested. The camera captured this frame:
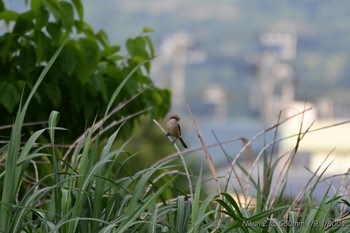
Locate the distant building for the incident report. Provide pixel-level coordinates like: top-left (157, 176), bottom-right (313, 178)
top-left (279, 101), bottom-right (350, 175)
top-left (154, 32), bottom-right (206, 114)
top-left (249, 31), bottom-right (297, 124)
top-left (202, 85), bottom-right (228, 120)
top-left (249, 30), bottom-right (350, 175)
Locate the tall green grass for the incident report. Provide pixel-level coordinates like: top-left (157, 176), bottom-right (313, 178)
top-left (1, 39), bottom-right (350, 233)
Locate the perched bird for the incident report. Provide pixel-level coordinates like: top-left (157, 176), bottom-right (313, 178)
top-left (166, 114), bottom-right (188, 148)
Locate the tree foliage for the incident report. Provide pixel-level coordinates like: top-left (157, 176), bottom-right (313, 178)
top-left (0, 0), bottom-right (170, 141)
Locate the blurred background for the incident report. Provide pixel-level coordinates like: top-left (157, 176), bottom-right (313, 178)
top-left (81, 0), bottom-right (350, 118)
top-left (86, 0), bottom-right (350, 198)
top-left (4, 0), bottom-right (350, 198)
top-left (82, 1), bottom-right (349, 155)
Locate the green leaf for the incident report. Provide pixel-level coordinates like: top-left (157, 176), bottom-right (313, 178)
top-left (104, 58), bottom-right (154, 117)
top-left (19, 45), bottom-right (36, 76)
top-left (41, 0), bottom-right (60, 21)
top-left (13, 11), bottom-right (35, 35)
top-left (0, 35), bottom-right (68, 228)
top-left (44, 83), bottom-right (61, 108)
top-left (142, 26), bottom-right (154, 33)
top-left (101, 45), bottom-right (121, 58)
top-left (144, 35), bottom-right (155, 59)
top-left (96, 29), bottom-right (109, 48)
top-left (153, 89), bottom-right (171, 118)
top-left (72, 0), bottom-right (84, 20)
top-left (75, 38), bottom-right (100, 83)
top-left (47, 22), bottom-right (62, 43)
top-left (288, 211), bottom-right (298, 233)
top-left (0, 82), bottom-right (21, 112)
top-left (61, 43), bottom-right (77, 76)
top-left (126, 36), bottom-right (152, 72)
top-left (0, 1), bottom-right (4, 11)
top-left (48, 110), bottom-right (60, 143)
top-left (0, 10), bottom-right (19, 25)
top-left (31, 0), bottom-right (42, 9)
top-left (217, 192), bottom-right (245, 220)
top-left (59, 1), bottom-right (74, 32)
top-left (91, 74), bottom-right (108, 102)
top-left (270, 218), bottom-right (285, 233)
top-left (126, 36), bottom-right (147, 58)
top-left (0, 33), bottom-right (18, 64)
top-left (35, 8), bottom-right (49, 29)
top-left (36, 31), bottom-right (51, 62)
top-left (23, 36), bottom-right (69, 117)
top-left (75, 20), bottom-right (95, 37)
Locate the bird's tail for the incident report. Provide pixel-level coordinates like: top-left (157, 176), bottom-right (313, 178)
top-left (179, 137), bottom-right (188, 148)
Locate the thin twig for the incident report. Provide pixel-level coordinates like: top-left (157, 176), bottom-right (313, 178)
top-left (186, 105), bottom-right (221, 194)
top-left (211, 130), bottom-right (247, 207)
top-left (92, 107), bottom-right (153, 141)
top-left (185, 104), bottom-right (222, 230)
top-left (292, 148), bottom-right (336, 207)
top-left (152, 118), bottom-right (193, 200)
top-left (0, 121), bottom-right (48, 130)
top-left (224, 107), bottom-right (313, 186)
top-left (268, 109), bottom-right (314, 208)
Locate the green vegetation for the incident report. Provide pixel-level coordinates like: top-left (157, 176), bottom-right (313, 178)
top-left (0, 0), bottom-right (170, 141)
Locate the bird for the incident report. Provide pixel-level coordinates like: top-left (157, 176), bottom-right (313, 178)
top-left (166, 114), bottom-right (188, 148)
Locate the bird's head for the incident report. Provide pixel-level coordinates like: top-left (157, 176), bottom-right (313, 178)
top-left (169, 114), bottom-right (180, 121)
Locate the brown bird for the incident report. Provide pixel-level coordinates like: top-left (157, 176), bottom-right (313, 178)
top-left (166, 114), bottom-right (188, 148)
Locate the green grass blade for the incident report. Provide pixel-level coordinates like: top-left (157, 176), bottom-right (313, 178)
top-left (104, 58), bottom-right (154, 118)
top-left (176, 196), bottom-right (191, 232)
top-left (188, 192), bottom-right (218, 232)
top-left (149, 203), bottom-right (159, 233)
top-left (114, 174), bottom-right (176, 233)
top-left (48, 110), bottom-right (62, 222)
top-left (270, 217), bottom-right (286, 233)
top-left (300, 208), bottom-right (317, 233)
top-left (288, 211), bottom-right (298, 233)
top-left (0, 37), bottom-right (68, 232)
top-left (191, 166), bottom-right (203, 233)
